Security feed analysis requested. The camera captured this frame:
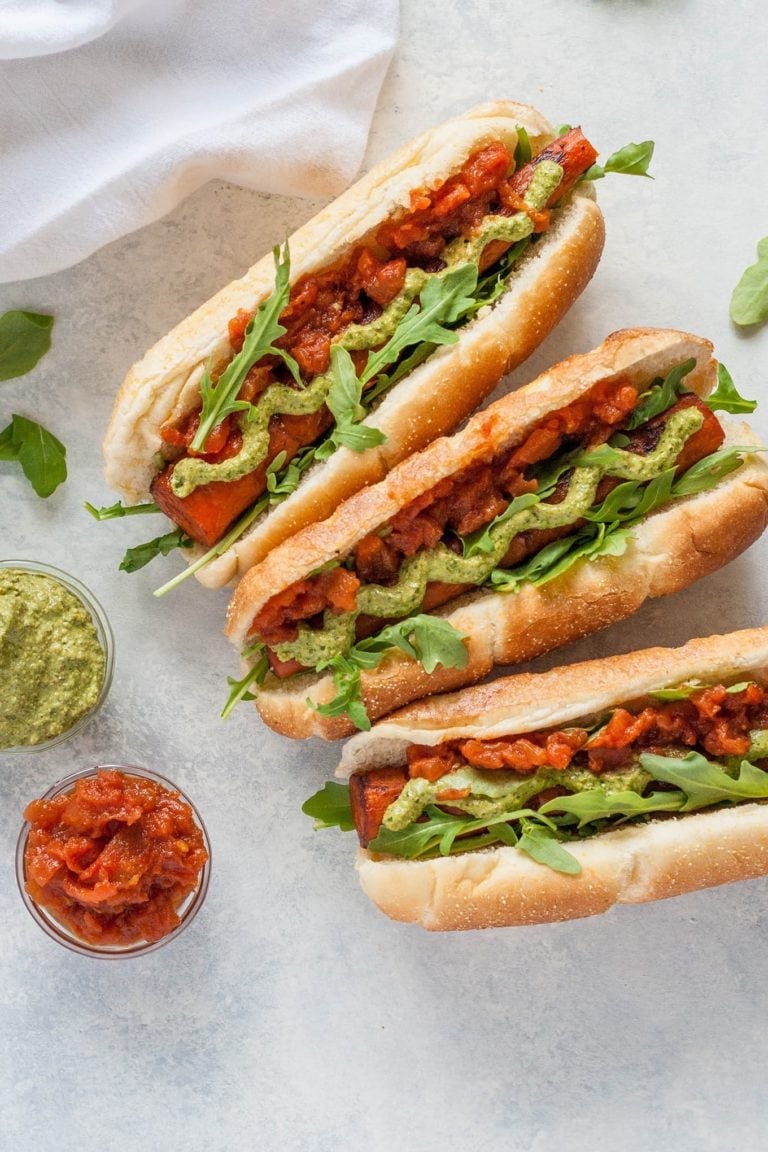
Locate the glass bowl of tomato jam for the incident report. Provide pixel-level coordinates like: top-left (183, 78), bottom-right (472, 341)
top-left (0, 559), bottom-right (115, 753)
top-left (16, 764), bottom-right (211, 958)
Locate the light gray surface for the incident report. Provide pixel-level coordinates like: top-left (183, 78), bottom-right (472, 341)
top-left (2, 2), bottom-right (768, 1149)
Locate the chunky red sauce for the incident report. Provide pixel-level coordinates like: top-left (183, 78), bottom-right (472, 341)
top-left (247, 387), bottom-right (724, 658)
top-left (153, 129), bottom-right (598, 547)
top-left (407, 683), bottom-right (768, 782)
top-left (349, 684), bottom-right (768, 844)
top-left (23, 769), bottom-right (208, 947)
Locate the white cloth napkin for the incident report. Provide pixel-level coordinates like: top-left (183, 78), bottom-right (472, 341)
top-left (0, 0), bottom-right (399, 283)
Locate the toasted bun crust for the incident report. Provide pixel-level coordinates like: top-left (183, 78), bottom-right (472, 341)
top-left (103, 102), bottom-right (603, 587)
top-left (355, 803), bottom-right (768, 930)
top-left (349, 625), bottom-right (768, 929)
top-left (226, 330), bottom-right (768, 740)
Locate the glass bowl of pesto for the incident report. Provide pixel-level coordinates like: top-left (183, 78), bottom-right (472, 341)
top-left (0, 560), bottom-right (114, 752)
top-left (16, 763), bottom-right (211, 959)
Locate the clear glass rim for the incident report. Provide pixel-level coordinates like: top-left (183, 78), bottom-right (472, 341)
top-left (0, 559), bottom-right (115, 753)
top-left (16, 763), bottom-right (212, 959)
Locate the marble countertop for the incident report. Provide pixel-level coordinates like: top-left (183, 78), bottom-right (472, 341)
top-left (3, 3), bottom-right (768, 1149)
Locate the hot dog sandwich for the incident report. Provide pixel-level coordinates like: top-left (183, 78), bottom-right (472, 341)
top-left (305, 626), bottom-right (768, 929)
top-left (225, 328), bottom-right (768, 737)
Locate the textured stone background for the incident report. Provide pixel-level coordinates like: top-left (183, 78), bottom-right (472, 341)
top-left (2, 2), bottom-right (768, 1149)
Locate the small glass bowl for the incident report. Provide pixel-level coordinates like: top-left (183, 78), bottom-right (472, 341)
top-left (0, 559), bottom-right (115, 753)
top-left (16, 764), bottom-right (212, 959)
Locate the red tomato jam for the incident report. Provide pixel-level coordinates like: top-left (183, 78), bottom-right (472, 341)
top-left (23, 769), bottom-right (209, 946)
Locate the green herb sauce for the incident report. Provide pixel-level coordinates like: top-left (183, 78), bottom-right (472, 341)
top-left (383, 763), bottom-right (652, 831)
top-left (273, 408), bottom-right (702, 668)
top-left (0, 571), bottom-right (105, 748)
top-left (170, 162), bottom-right (563, 498)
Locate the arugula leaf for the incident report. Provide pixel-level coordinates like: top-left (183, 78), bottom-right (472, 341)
top-left (490, 522), bottom-right (632, 593)
top-left (316, 346), bottom-right (387, 458)
top-left (516, 820), bottom-right (581, 874)
top-left (119, 528), bottom-right (192, 573)
top-left (0, 413), bottom-right (66, 497)
top-left (315, 615), bottom-right (468, 731)
top-left (514, 125), bottom-right (532, 167)
top-left (85, 500), bottom-right (161, 520)
top-left (670, 446), bottom-right (749, 497)
top-left (191, 242), bottom-right (299, 452)
top-left (540, 787), bottom-right (683, 828)
top-left (730, 236), bottom-right (768, 326)
top-left (0, 311), bottom-right (53, 381)
top-left (361, 263), bottom-right (479, 383)
top-left (640, 751), bottom-right (768, 811)
top-left (626, 359), bottom-right (696, 429)
top-left (706, 363), bottom-right (757, 415)
top-left (649, 680), bottom-right (752, 703)
top-left (586, 140), bottom-right (655, 181)
top-left (221, 650), bottom-right (269, 720)
top-left (301, 781), bottom-right (356, 831)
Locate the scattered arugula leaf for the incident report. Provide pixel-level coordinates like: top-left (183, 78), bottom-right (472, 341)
top-left (540, 787), bottom-right (683, 828)
top-left (0, 311), bottom-right (54, 382)
top-left (0, 413), bottom-right (66, 497)
top-left (490, 522), bottom-right (632, 594)
top-left (119, 528), bottom-right (192, 573)
top-left (85, 499), bottom-right (161, 520)
top-left (301, 781), bottom-right (356, 831)
top-left (191, 242), bottom-right (299, 452)
top-left (586, 140), bottom-right (655, 181)
top-left (671, 445), bottom-right (751, 497)
top-left (648, 680), bottom-right (751, 703)
top-left (221, 650), bottom-right (269, 720)
top-left (706, 363), bottom-right (757, 415)
top-left (730, 237), bottom-right (768, 327)
top-left (462, 493), bottom-right (540, 557)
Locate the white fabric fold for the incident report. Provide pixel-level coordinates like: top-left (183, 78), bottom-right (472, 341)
top-left (0, 0), bottom-right (399, 282)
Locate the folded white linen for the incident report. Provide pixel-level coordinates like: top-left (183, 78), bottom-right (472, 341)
top-left (0, 0), bottom-right (399, 283)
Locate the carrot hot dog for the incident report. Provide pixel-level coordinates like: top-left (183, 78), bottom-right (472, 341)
top-left (100, 103), bottom-right (651, 590)
top-left (302, 627), bottom-right (768, 930)
top-left (225, 328), bottom-right (768, 739)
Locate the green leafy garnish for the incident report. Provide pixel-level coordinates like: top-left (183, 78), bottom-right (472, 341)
top-left (0, 311), bottom-right (54, 382)
top-left (626, 359), bottom-right (696, 428)
top-left (0, 413), bottom-right (66, 497)
top-left (640, 751), bottom-right (768, 811)
top-left (301, 781), bottom-right (355, 831)
top-left (540, 787), bottom-right (683, 828)
top-left (490, 522), bottom-right (632, 594)
top-left (707, 363), bottom-right (757, 415)
top-left (671, 445), bottom-right (752, 496)
top-left (462, 493), bottom-right (540, 557)
top-left (191, 242), bottom-right (299, 452)
top-left (586, 140), bottom-right (655, 181)
top-left (315, 346), bottom-right (387, 458)
top-left (730, 237), bottom-right (768, 327)
top-left (649, 680), bottom-right (751, 702)
top-left (361, 263), bottom-right (479, 383)
top-left (119, 528), bottom-right (192, 573)
top-left (516, 820), bottom-right (581, 874)
top-left (85, 500), bottom-right (161, 520)
top-left (514, 125), bottom-right (532, 167)
top-left (315, 615), bottom-right (469, 731)
top-left (221, 650), bottom-right (269, 720)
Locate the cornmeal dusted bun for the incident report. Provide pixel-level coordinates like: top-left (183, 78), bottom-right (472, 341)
top-left (226, 328), bottom-right (768, 739)
top-left (346, 626), bottom-right (768, 929)
top-left (103, 101), bottom-right (604, 587)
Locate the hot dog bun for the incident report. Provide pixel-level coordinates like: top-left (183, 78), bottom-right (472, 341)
top-left (344, 626), bottom-right (768, 929)
top-left (226, 328), bottom-right (768, 738)
top-left (103, 101), bottom-right (604, 587)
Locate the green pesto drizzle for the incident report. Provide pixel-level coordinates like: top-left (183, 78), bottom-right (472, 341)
top-left (272, 407), bottom-right (703, 667)
top-left (170, 162), bottom-right (563, 498)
